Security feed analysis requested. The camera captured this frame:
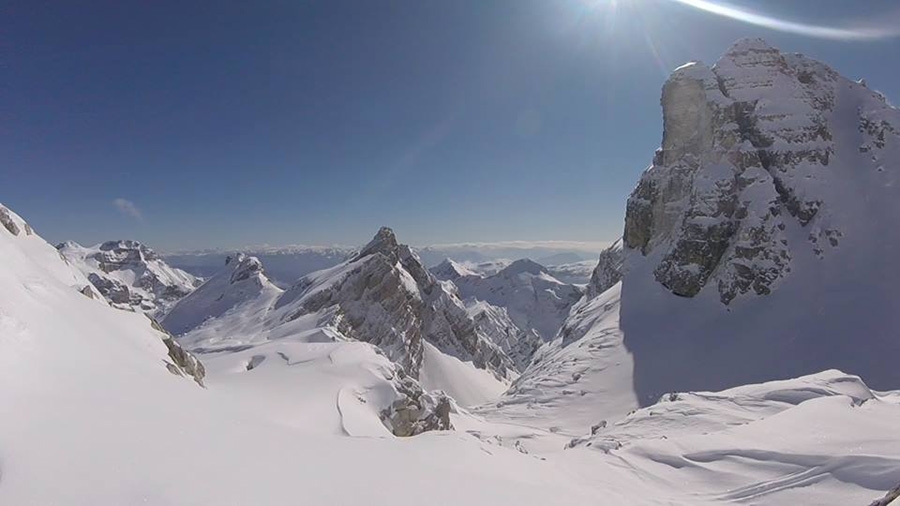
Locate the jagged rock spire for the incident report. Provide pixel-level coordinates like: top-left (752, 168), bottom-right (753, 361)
top-left (356, 226), bottom-right (400, 261)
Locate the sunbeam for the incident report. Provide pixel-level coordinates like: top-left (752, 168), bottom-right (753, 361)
top-left (672, 0), bottom-right (900, 41)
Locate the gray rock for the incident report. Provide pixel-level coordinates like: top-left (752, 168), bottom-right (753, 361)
top-left (380, 375), bottom-right (453, 437)
top-left (148, 317), bottom-right (206, 386)
top-left (622, 39), bottom-right (853, 304)
top-left (0, 206), bottom-right (21, 236)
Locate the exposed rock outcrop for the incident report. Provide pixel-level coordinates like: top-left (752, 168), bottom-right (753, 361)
top-left (149, 317), bottom-right (206, 386)
top-left (0, 206), bottom-right (21, 236)
top-left (622, 38), bottom-right (897, 303)
top-left (585, 239), bottom-right (623, 299)
top-left (380, 373), bottom-right (453, 437)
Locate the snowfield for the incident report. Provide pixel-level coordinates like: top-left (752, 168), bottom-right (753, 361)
top-left (3, 203), bottom-right (899, 505)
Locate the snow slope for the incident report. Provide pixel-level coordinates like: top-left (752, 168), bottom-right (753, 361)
top-left (161, 253), bottom-right (283, 338)
top-left (479, 282), bottom-right (638, 434)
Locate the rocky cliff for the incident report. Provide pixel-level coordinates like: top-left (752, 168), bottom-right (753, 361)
top-left (624, 38), bottom-right (898, 304)
top-left (275, 228), bottom-right (515, 381)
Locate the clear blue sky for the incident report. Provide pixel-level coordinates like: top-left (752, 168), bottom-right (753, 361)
top-left (4, 0), bottom-right (899, 250)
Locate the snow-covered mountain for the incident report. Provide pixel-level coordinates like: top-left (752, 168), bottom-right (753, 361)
top-left (0, 202), bottom-right (607, 505)
top-left (161, 253), bottom-right (283, 337)
top-left (164, 227), bottom-right (516, 406)
top-left (489, 38), bottom-right (900, 429)
top-left (432, 258), bottom-right (584, 342)
top-left (165, 245), bottom-right (353, 287)
top-left (58, 239), bottom-right (201, 316)
top-left (415, 241), bottom-right (605, 268)
top-left (620, 38), bottom-right (900, 401)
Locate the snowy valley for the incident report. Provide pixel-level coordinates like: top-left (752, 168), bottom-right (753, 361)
top-left (2, 39), bottom-right (900, 505)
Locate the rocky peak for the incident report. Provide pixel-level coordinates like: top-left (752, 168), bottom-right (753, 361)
top-left (624, 38), bottom-right (897, 304)
top-left (276, 227), bottom-right (515, 381)
top-left (98, 240), bottom-right (160, 262)
top-left (229, 255), bottom-right (266, 284)
top-left (356, 226), bottom-right (400, 261)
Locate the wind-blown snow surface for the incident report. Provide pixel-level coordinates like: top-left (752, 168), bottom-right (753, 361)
top-left (2, 202), bottom-right (900, 505)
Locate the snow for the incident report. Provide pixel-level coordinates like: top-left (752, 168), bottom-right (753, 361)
top-left (419, 341), bottom-right (509, 407)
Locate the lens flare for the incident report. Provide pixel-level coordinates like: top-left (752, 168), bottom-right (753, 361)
top-left (672, 0), bottom-right (900, 41)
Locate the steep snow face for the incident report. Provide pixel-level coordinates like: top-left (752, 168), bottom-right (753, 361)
top-left (274, 228), bottom-right (515, 384)
top-left (59, 239), bottom-right (200, 316)
top-left (161, 253), bottom-right (283, 338)
top-left (618, 39), bottom-right (900, 401)
top-left (435, 258), bottom-right (584, 342)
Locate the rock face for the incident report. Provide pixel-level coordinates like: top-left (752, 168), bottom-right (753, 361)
top-left (59, 240), bottom-right (201, 315)
top-left (380, 372), bottom-right (453, 437)
top-left (585, 239), bottom-right (623, 300)
top-left (276, 228), bottom-right (514, 380)
top-left (149, 317), bottom-right (206, 386)
top-left (0, 205), bottom-right (22, 236)
top-left (624, 38), bottom-right (898, 304)
top-left (617, 38), bottom-right (900, 401)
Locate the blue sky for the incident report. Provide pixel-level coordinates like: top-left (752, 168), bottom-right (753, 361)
top-left (4, 0), bottom-right (899, 250)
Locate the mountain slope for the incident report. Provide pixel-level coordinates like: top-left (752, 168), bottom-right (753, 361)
top-left (163, 227), bottom-right (516, 406)
top-left (0, 203), bottom-right (621, 506)
top-left (161, 253), bottom-right (283, 339)
top-left (59, 240), bottom-right (200, 315)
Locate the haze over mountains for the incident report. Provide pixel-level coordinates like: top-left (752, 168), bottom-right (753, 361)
top-left (2, 40), bottom-right (899, 505)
